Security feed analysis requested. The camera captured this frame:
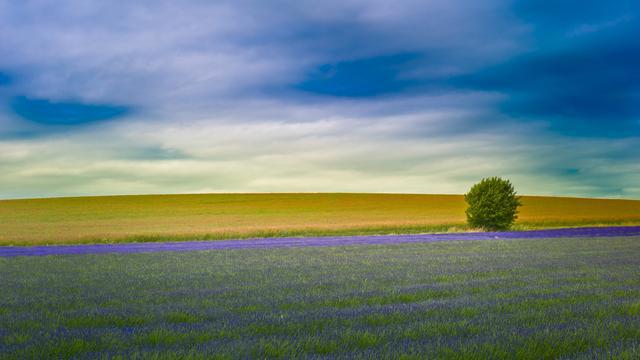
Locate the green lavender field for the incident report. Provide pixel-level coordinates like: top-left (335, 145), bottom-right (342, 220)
top-left (2, 236), bottom-right (639, 359)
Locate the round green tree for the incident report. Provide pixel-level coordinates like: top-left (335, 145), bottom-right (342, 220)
top-left (465, 177), bottom-right (521, 231)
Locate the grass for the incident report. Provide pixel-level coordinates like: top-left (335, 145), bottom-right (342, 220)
top-left (1, 193), bottom-right (639, 245)
top-left (1, 236), bottom-right (640, 358)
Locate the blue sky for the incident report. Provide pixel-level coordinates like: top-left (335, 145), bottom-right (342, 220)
top-left (0, 0), bottom-right (638, 199)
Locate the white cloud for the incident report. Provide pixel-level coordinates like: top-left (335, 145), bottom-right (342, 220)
top-left (1, 93), bottom-right (638, 199)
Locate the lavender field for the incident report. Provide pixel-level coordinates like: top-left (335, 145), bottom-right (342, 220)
top-left (2, 235), bottom-right (640, 359)
top-left (2, 226), bottom-right (640, 257)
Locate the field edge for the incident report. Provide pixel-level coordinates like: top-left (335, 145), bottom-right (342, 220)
top-left (4, 220), bottom-right (640, 247)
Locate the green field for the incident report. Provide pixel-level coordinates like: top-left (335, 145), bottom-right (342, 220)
top-left (2, 236), bottom-right (640, 358)
top-left (1, 193), bottom-right (640, 245)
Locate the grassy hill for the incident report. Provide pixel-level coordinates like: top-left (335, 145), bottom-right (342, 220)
top-left (1, 193), bottom-right (639, 246)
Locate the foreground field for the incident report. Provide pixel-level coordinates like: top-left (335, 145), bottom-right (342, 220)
top-left (1, 236), bottom-right (639, 358)
top-left (1, 193), bottom-right (640, 245)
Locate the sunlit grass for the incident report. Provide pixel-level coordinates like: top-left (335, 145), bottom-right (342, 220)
top-left (1, 193), bottom-right (639, 245)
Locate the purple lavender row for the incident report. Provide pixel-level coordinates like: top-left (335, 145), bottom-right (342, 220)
top-left (2, 226), bottom-right (640, 258)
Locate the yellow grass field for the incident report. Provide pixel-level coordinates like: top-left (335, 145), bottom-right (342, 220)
top-left (1, 193), bottom-right (639, 246)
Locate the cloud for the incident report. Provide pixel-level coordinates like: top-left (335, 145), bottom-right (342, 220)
top-left (450, 17), bottom-right (640, 137)
top-left (0, 0), bottom-right (523, 107)
top-left (0, 0), bottom-right (638, 199)
top-left (566, 15), bottom-right (634, 37)
top-left (1, 95), bottom-right (639, 199)
top-left (0, 72), bottom-right (10, 86)
top-left (296, 53), bottom-right (422, 97)
top-left (513, 0), bottom-right (637, 37)
top-left (10, 96), bottom-right (130, 125)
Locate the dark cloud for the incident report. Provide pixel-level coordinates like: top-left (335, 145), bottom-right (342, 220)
top-left (291, 1), bottom-right (639, 137)
top-left (513, 0), bottom-right (637, 36)
top-left (10, 96), bottom-right (130, 125)
top-left (450, 21), bottom-right (640, 136)
top-left (0, 72), bottom-right (10, 86)
top-left (121, 146), bottom-right (191, 161)
top-left (295, 53), bottom-right (423, 97)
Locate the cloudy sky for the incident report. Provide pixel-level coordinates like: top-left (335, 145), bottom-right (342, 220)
top-left (0, 0), bottom-right (638, 199)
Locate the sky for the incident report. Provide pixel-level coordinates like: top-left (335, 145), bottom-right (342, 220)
top-left (0, 0), bottom-right (638, 199)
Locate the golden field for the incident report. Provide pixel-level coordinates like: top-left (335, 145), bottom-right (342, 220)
top-left (1, 193), bottom-right (639, 245)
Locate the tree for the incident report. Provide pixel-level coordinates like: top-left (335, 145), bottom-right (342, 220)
top-left (465, 177), bottom-right (521, 231)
